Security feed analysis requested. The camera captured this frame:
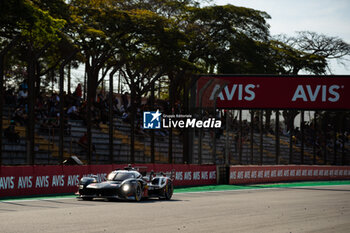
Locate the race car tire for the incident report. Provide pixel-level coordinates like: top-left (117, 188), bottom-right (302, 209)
top-left (81, 197), bottom-right (93, 201)
top-left (164, 181), bottom-right (173, 200)
top-left (135, 182), bottom-right (142, 202)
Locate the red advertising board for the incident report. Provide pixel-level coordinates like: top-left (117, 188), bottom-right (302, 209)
top-left (0, 164), bottom-right (217, 198)
top-left (229, 165), bottom-right (350, 184)
top-left (197, 76), bottom-right (350, 109)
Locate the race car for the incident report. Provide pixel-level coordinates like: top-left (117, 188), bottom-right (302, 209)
top-left (77, 166), bottom-right (174, 201)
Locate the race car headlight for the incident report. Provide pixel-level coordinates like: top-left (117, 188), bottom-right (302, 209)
top-left (122, 184), bottom-right (130, 192)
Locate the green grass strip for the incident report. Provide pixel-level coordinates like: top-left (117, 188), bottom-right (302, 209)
top-left (0, 193), bottom-right (76, 202)
top-left (174, 180), bottom-right (350, 193)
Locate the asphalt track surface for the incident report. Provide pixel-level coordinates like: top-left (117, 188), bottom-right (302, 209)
top-left (1, 184), bottom-right (349, 233)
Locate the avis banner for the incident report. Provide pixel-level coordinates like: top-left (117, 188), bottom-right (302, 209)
top-left (229, 165), bottom-right (350, 184)
top-left (0, 164), bottom-right (217, 198)
top-left (197, 76), bottom-right (350, 109)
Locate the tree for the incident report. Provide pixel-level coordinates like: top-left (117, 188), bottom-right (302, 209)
top-left (270, 36), bottom-right (327, 75)
top-left (0, 0), bottom-right (70, 164)
top-left (290, 31), bottom-right (350, 72)
top-left (186, 4), bottom-right (271, 74)
top-left (119, 5), bottom-right (187, 163)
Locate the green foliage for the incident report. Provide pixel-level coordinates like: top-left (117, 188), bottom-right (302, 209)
top-left (270, 39), bottom-right (327, 75)
top-left (1, 0), bottom-right (348, 98)
top-left (19, 6), bottom-right (66, 48)
top-left (1, 0), bottom-right (66, 45)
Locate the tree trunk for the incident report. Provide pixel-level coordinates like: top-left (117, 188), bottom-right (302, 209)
top-left (150, 82), bottom-right (155, 163)
top-left (168, 76), bottom-right (175, 164)
top-left (27, 50), bottom-right (36, 165)
top-left (182, 76), bottom-right (190, 164)
top-left (86, 65), bottom-right (100, 164)
top-left (67, 62), bottom-right (71, 94)
top-left (0, 54), bottom-right (4, 166)
top-left (59, 64), bottom-right (65, 164)
top-left (275, 110), bottom-right (280, 164)
top-left (130, 82), bottom-right (136, 164)
top-left (109, 69), bottom-right (117, 164)
top-left (35, 61), bottom-right (41, 98)
top-left (0, 37), bottom-right (19, 165)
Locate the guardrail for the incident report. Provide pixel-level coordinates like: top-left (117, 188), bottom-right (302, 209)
top-left (0, 164), bottom-right (217, 198)
top-left (229, 165), bottom-right (350, 184)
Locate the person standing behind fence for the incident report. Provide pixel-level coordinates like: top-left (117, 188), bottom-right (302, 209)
top-left (4, 121), bottom-right (20, 143)
top-left (73, 83), bottom-right (83, 106)
top-left (121, 92), bottom-right (129, 111)
top-left (17, 86), bottom-right (28, 106)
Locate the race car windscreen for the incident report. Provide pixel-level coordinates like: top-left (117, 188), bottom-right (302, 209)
top-left (107, 172), bottom-right (135, 181)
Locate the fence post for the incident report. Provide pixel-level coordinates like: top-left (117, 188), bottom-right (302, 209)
top-left (313, 111), bottom-right (317, 164)
top-left (300, 110), bottom-right (304, 164)
top-left (341, 113), bottom-right (345, 165)
top-left (275, 110), bottom-right (280, 164)
top-left (48, 127), bottom-right (51, 164)
top-left (0, 38), bottom-right (19, 166)
top-left (239, 110), bottom-right (243, 164)
top-left (250, 110), bottom-right (254, 164)
top-left (0, 54), bottom-right (3, 166)
top-left (323, 112), bottom-right (328, 165)
top-left (59, 63), bottom-right (65, 164)
top-left (109, 69), bottom-right (117, 164)
top-left (225, 110), bottom-right (229, 165)
top-left (259, 110), bottom-right (263, 165)
top-left (198, 113), bottom-right (202, 164)
top-left (333, 127), bottom-right (337, 165)
top-left (289, 117), bottom-right (294, 164)
top-left (151, 82), bottom-right (155, 163)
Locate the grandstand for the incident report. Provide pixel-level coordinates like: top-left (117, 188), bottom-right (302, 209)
top-left (2, 101), bottom-right (349, 166)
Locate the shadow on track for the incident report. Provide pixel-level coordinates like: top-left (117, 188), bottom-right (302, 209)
top-left (78, 197), bottom-right (185, 204)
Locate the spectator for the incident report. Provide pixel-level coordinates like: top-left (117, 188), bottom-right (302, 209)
top-left (4, 88), bottom-right (16, 107)
top-left (113, 95), bottom-right (121, 116)
top-left (19, 80), bottom-right (28, 90)
top-left (121, 92), bottom-right (129, 110)
top-left (12, 107), bottom-right (27, 126)
top-left (122, 110), bottom-right (130, 123)
top-left (78, 132), bottom-right (95, 153)
top-left (35, 93), bottom-right (47, 119)
top-left (91, 106), bottom-right (101, 128)
top-left (17, 86), bottom-right (28, 106)
top-left (67, 104), bottom-right (79, 120)
top-left (4, 122), bottom-right (20, 143)
top-left (49, 93), bottom-right (60, 117)
top-left (73, 83), bottom-right (82, 99)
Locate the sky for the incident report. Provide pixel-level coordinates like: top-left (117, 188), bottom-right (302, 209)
top-left (209, 0), bottom-right (350, 74)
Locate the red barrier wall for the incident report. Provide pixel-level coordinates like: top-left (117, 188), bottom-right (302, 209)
top-left (0, 164), bottom-right (217, 198)
top-left (229, 165), bottom-right (350, 184)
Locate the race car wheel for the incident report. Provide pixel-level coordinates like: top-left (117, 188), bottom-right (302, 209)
top-left (81, 197), bottom-right (93, 201)
top-left (135, 182), bottom-right (142, 202)
top-left (164, 181), bottom-right (173, 200)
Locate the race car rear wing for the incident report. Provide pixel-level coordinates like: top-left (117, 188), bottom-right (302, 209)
top-left (118, 165), bottom-right (175, 180)
top-left (145, 169), bottom-right (175, 181)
